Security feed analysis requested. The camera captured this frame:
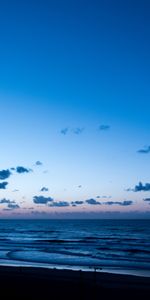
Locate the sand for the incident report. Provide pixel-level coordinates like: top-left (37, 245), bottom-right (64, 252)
top-left (0, 266), bottom-right (149, 299)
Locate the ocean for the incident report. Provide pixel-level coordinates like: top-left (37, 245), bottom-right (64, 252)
top-left (0, 219), bottom-right (149, 276)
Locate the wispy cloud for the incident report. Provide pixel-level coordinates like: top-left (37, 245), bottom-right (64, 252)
top-left (22, 207), bottom-right (34, 210)
top-left (43, 170), bottom-right (48, 174)
top-left (0, 182), bottom-right (8, 189)
top-left (71, 201), bottom-right (84, 206)
top-left (35, 161), bottom-right (43, 166)
top-left (0, 199), bottom-right (15, 204)
top-left (96, 195), bottom-right (112, 199)
top-left (0, 169), bottom-right (11, 180)
top-left (72, 128), bottom-right (84, 135)
top-left (104, 200), bottom-right (133, 206)
top-left (49, 201), bottom-right (70, 207)
top-left (99, 125), bottom-right (110, 131)
top-left (33, 196), bottom-right (53, 204)
top-left (40, 187), bottom-right (49, 192)
top-left (60, 128), bottom-right (69, 135)
top-left (60, 127), bottom-right (84, 135)
top-left (31, 210), bottom-right (47, 215)
top-left (137, 146), bottom-right (150, 154)
top-left (85, 198), bottom-right (101, 205)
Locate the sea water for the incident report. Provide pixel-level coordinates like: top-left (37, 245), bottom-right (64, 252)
top-left (0, 219), bottom-right (149, 276)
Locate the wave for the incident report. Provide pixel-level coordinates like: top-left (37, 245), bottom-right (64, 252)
top-left (96, 247), bottom-right (150, 254)
top-left (0, 219), bottom-right (149, 275)
top-left (6, 250), bottom-right (150, 271)
top-left (34, 239), bottom-right (81, 244)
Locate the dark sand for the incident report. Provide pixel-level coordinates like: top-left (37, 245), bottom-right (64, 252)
top-left (0, 266), bottom-right (149, 299)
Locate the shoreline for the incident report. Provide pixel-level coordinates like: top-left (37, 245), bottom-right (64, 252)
top-left (0, 260), bottom-right (150, 278)
top-left (0, 265), bottom-right (149, 299)
top-left (0, 260), bottom-right (150, 277)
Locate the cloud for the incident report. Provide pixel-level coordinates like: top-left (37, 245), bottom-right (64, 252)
top-left (72, 128), bottom-right (84, 135)
top-left (125, 188), bottom-right (132, 192)
top-left (22, 207), bottom-right (34, 210)
top-left (1, 199), bottom-right (20, 210)
top-left (49, 201), bottom-right (70, 207)
top-left (60, 128), bottom-right (69, 135)
top-left (16, 166), bottom-right (31, 174)
top-left (33, 196), bottom-right (53, 204)
top-left (31, 210), bottom-right (47, 215)
top-left (0, 198), bottom-right (15, 204)
top-left (0, 166), bottom-right (31, 180)
top-left (104, 200), bottom-right (133, 206)
top-left (104, 201), bottom-right (117, 205)
top-left (137, 146), bottom-right (150, 154)
top-left (99, 125), bottom-right (110, 131)
top-left (7, 203), bottom-right (20, 209)
top-left (0, 182), bottom-right (8, 189)
top-left (61, 127), bottom-right (84, 135)
top-left (35, 161), bottom-right (43, 166)
top-left (132, 182), bottom-right (150, 192)
top-left (143, 198), bottom-right (150, 202)
top-left (71, 201), bottom-right (84, 206)
top-left (43, 170), bottom-right (48, 174)
top-left (40, 187), bottom-right (49, 192)
top-left (85, 198), bottom-right (101, 205)
top-left (96, 195), bottom-right (111, 199)
top-left (0, 169), bottom-right (11, 180)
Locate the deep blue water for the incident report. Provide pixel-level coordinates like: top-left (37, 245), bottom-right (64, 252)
top-left (0, 219), bottom-right (149, 276)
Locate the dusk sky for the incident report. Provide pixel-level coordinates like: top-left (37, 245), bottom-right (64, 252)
top-left (0, 0), bottom-right (150, 218)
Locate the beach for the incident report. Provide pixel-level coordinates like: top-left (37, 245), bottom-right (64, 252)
top-left (0, 266), bottom-right (149, 299)
top-left (0, 220), bottom-right (149, 299)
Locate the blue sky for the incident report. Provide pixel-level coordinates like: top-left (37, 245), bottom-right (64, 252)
top-left (0, 0), bottom-right (150, 218)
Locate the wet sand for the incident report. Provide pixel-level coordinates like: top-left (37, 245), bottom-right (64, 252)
top-left (0, 266), bottom-right (149, 299)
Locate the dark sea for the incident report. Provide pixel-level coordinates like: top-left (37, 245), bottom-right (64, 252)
top-left (0, 219), bottom-right (149, 277)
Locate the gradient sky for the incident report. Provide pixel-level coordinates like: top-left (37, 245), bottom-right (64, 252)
top-left (0, 0), bottom-right (150, 218)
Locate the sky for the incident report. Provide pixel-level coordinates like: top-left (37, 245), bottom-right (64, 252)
top-left (0, 0), bottom-right (150, 218)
